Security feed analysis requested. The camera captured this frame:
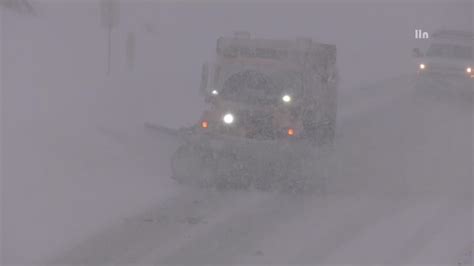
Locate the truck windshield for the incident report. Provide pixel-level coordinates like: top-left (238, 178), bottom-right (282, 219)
top-left (220, 70), bottom-right (302, 105)
top-left (426, 43), bottom-right (473, 60)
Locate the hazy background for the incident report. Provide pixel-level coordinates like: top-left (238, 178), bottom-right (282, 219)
top-left (3, 0), bottom-right (472, 129)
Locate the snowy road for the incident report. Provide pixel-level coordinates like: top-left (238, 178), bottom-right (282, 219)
top-left (48, 78), bottom-right (472, 265)
top-left (51, 191), bottom-right (472, 265)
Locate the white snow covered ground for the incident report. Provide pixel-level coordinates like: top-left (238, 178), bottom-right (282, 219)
top-left (2, 2), bottom-right (472, 266)
top-left (43, 79), bottom-right (472, 266)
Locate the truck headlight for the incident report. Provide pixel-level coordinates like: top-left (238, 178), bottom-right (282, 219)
top-left (223, 113), bottom-right (234, 124)
top-left (467, 67), bottom-right (472, 74)
top-left (282, 94), bottom-right (292, 103)
top-left (419, 63), bottom-right (426, 70)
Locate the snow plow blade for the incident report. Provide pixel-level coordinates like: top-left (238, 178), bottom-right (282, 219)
top-left (143, 123), bottom-right (196, 174)
top-left (144, 123), bottom-right (190, 143)
top-left (168, 132), bottom-right (331, 192)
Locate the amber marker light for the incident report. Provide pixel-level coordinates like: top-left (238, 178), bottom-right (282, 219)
top-left (287, 128), bottom-right (295, 136)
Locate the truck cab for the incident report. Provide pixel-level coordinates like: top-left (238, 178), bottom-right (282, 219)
top-left (197, 32), bottom-right (338, 144)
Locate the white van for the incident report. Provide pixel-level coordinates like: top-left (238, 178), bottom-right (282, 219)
top-left (415, 30), bottom-right (473, 78)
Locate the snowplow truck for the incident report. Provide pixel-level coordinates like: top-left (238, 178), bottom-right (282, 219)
top-left (149, 33), bottom-right (338, 191)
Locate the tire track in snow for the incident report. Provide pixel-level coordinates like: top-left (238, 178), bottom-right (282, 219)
top-left (405, 201), bottom-right (472, 265)
top-left (319, 197), bottom-right (460, 264)
top-left (49, 188), bottom-right (269, 265)
top-left (292, 195), bottom-right (417, 264)
top-left (382, 198), bottom-right (466, 265)
top-left (231, 195), bottom-right (396, 265)
top-left (107, 189), bottom-right (272, 265)
top-left (152, 193), bottom-right (325, 265)
top-left (131, 189), bottom-right (281, 265)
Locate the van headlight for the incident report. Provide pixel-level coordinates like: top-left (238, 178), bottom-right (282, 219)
top-left (466, 67), bottom-right (472, 74)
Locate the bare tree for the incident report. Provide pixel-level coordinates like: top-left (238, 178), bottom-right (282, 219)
top-left (100, 0), bottom-right (120, 76)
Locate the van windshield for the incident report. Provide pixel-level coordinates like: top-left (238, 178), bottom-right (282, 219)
top-left (426, 43), bottom-right (473, 60)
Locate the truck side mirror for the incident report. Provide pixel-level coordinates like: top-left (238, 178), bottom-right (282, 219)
top-left (412, 48), bottom-right (424, 58)
top-left (200, 63), bottom-right (209, 95)
top-left (200, 62), bottom-right (219, 98)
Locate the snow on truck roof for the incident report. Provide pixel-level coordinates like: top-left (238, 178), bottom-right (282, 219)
top-left (216, 33), bottom-right (336, 62)
top-left (431, 30), bottom-right (474, 42)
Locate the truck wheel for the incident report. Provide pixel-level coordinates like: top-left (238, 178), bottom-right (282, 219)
top-left (301, 146), bottom-right (333, 196)
top-left (171, 143), bottom-right (215, 187)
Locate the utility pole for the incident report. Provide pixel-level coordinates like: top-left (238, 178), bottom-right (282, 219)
top-left (100, 0), bottom-right (120, 76)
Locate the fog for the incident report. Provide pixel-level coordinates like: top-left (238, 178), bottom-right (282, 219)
top-left (4, 1), bottom-right (471, 127)
top-left (1, 0), bottom-right (473, 265)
